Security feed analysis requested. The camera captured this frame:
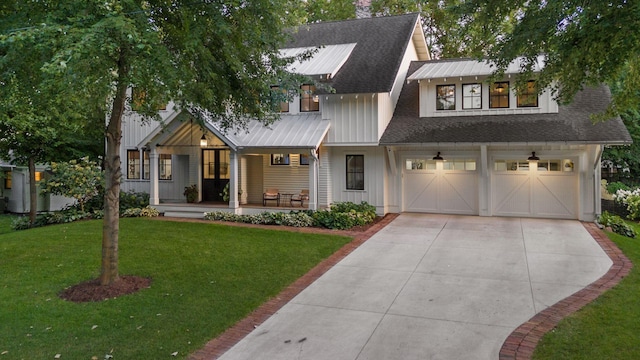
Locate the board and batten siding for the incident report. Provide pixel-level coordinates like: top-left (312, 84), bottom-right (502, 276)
top-left (261, 154), bottom-right (310, 196)
top-left (328, 146), bottom-right (387, 215)
top-left (323, 94), bottom-right (379, 144)
top-left (318, 145), bottom-right (332, 208)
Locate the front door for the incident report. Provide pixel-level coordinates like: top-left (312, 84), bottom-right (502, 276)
top-left (202, 149), bottom-right (230, 202)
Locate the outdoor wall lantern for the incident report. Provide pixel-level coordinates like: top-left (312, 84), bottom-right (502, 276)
top-left (200, 134), bottom-right (208, 147)
top-left (433, 152), bottom-right (444, 161)
top-left (528, 151), bottom-right (540, 161)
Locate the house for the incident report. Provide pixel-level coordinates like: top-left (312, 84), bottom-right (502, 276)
top-left (120, 14), bottom-right (631, 221)
top-left (0, 160), bottom-right (72, 213)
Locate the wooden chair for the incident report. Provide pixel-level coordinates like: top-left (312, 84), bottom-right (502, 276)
top-left (263, 188), bottom-right (280, 206)
top-left (290, 189), bottom-right (309, 207)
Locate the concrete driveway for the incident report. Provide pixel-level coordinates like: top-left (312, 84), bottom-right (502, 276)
top-left (217, 214), bottom-right (612, 360)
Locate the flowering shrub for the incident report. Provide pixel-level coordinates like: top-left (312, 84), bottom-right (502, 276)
top-left (203, 211), bottom-right (314, 227)
top-left (40, 157), bottom-right (104, 211)
top-left (613, 188), bottom-right (640, 220)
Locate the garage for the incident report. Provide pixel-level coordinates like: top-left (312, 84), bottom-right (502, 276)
top-left (492, 158), bottom-right (578, 219)
top-left (402, 157), bottom-right (478, 214)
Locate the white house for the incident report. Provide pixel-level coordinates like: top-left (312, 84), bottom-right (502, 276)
top-left (119, 14), bottom-right (631, 221)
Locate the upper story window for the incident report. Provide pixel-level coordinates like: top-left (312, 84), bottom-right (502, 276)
top-left (271, 86), bottom-right (289, 113)
top-left (300, 84), bottom-right (319, 112)
top-left (490, 82), bottom-right (510, 108)
top-left (436, 85), bottom-right (456, 110)
top-left (517, 80), bottom-right (538, 107)
top-left (462, 83), bottom-right (482, 109)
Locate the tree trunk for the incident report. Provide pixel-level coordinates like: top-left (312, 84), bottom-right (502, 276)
top-left (28, 157), bottom-right (37, 225)
top-left (100, 52), bottom-right (128, 286)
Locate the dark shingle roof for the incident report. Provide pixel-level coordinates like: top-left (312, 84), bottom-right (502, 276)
top-left (284, 13), bottom-right (419, 94)
top-left (380, 62), bottom-right (632, 145)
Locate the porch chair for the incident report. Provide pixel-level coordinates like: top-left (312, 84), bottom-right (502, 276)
top-left (290, 189), bottom-right (309, 207)
top-left (263, 188), bottom-right (280, 206)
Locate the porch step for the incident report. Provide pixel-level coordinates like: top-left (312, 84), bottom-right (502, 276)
top-left (155, 204), bottom-right (231, 219)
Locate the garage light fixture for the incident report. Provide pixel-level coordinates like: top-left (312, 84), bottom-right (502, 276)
top-left (433, 152), bottom-right (444, 161)
top-left (200, 134), bottom-right (208, 147)
top-left (528, 151), bottom-right (540, 161)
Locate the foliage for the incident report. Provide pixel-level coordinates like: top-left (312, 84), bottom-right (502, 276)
top-left (118, 190), bottom-right (150, 212)
top-left (0, 218), bottom-right (350, 359)
top-left (122, 206), bottom-right (160, 218)
top-left (606, 181), bottom-right (631, 196)
top-left (534, 221), bottom-right (640, 359)
top-left (312, 201), bottom-right (377, 230)
top-left (204, 211), bottom-right (315, 228)
top-left (598, 211), bottom-right (637, 238)
top-left (40, 157), bottom-right (104, 211)
top-left (457, 0), bottom-right (640, 118)
top-left (602, 108), bottom-right (640, 183)
top-left (299, 0), bottom-right (357, 23)
top-left (183, 185), bottom-right (198, 203)
top-left (220, 182), bottom-right (243, 202)
top-left (613, 188), bottom-right (640, 221)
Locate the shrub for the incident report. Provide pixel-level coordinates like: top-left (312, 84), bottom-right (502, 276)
top-left (203, 211), bottom-right (314, 227)
top-left (598, 211), bottom-right (637, 238)
top-left (311, 202), bottom-right (377, 230)
top-left (613, 188), bottom-right (640, 220)
top-left (607, 181), bottom-right (631, 196)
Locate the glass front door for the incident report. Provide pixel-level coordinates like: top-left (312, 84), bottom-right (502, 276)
top-left (202, 149), bottom-right (230, 202)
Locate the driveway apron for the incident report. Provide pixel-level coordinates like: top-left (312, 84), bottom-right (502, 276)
top-left (217, 214), bottom-right (612, 360)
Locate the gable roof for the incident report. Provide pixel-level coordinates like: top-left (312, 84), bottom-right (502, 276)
top-left (284, 13), bottom-right (429, 94)
top-left (380, 62), bottom-right (632, 145)
top-left (408, 55), bottom-right (546, 81)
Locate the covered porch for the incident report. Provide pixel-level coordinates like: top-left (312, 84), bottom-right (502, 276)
top-left (138, 111), bottom-right (329, 218)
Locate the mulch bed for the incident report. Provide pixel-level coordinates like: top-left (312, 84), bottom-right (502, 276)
top-left (59, 275), bottom-right (152, 303)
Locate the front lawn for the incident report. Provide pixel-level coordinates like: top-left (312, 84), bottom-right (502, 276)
top-left (0, 214), bottom-right (17, 235)
top-left (533, 221), bottom-right (640, 359)
top-left (0, 218), bottom-right (351, 359)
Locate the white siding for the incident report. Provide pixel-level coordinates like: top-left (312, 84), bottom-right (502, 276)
top-left (328, 146), bottom-right (387, 214)
top-left (323, 94), bottom-right (379, 144)
top-left (261, 154), bottom-right (310, 195)
top-left (318, 145), bottom-right (332, 208)
top-left (419, 77), bottom-right (558, 118)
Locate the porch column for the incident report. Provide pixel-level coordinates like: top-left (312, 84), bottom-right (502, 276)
top-left (479, 145), bottom-right (490, 216)
top-left (229, 150), bottom-right (239, 209)
top-left (149, 146), bottom-right (160, 206)
top-left (308, 149), bottom-right (318, 210)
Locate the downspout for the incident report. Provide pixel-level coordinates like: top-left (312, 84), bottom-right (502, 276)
top-left (593, 145), bottom-right (604, 226)
top-left (311, 148), bottom-right (319, 210)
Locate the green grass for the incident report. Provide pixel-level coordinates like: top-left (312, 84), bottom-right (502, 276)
top-left (0, 218), bottom-right (351, 359)
top-left (533, 222), bottom-right (640, 359)
top-left (0, 214), bottom-right (17, 235)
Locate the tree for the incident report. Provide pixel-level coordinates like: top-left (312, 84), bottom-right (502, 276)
top-left (456, 0), bottom-right (640, 117)
top-left (1, 0), bottom-right (306, 286)
top-left (301, 0), bottom-right (357, 23)
top-left (41, 157), bottom-right (104, 212)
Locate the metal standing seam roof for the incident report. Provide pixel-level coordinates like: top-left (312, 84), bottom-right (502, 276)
top-left (407, 55), bottom-right (546, 81)
top-left (204, 113), bottom-right (330, 150)
top-left (280, 43), bottom-right (357, 79)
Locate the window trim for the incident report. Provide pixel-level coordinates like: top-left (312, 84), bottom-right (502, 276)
top-left (489, 81), bottom-right (510, 109)
top-left (299, 153), bottom-right (309, 166)
top-left (300, 84), bottom-right (319, 112)
top-left (271, 154), bottom-right (290, 166)
top-left (346, 154), bottom-right (365, 190)
top-left (159, 154), bottom-right (172, 180)
top-left (127, 149), bottom-right (141, 179)
top-left (462, 83), bottom-right (482, 109)
top-left (436, 84), bottom-right (456, 110)
top-left (517, 80), bottom-right (539, 108)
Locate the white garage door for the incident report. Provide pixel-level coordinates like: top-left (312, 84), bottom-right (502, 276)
top-left (492, 159), bottom-right (577, 219)
top-left (403, 158), bottom-right (478, 214)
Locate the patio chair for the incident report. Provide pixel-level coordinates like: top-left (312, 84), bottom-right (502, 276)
top-left (290, 189), bottom-right (309, 207)
top-left (263, 188), bottom-right (280, 206)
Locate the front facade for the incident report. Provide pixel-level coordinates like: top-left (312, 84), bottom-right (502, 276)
top-left (119, 14), bottom-right (631, 221)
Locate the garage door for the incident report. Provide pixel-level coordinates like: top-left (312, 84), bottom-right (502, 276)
top-left (403, 158), bottom-right (478, 214)
top-left (492, 159), bottom-right (577, 219)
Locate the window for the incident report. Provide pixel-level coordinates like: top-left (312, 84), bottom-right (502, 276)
top-left (271, 86), bottom-right (289, 113)
top-left (443, 160), bottom-right (476, 171)
top-left (517, 80), bottom-right (538, 107)
top-left (299, 153), bottom-right (309, 165)
top-left (271, 154), bottom-right (290, 165)
top-left (34, 172), bottom-right (43, 182)
top-left (127, 150), bottom-right (141, 179)
top-left (490, 82), bottom-right (509, 108)
top-left (142, 151), bottom-right (150, 180)
top-left (346, 155), bottom-right (364, 190)
top-left (4, 171), bottom-right (11, 189)
top-left (405, 159), bottom-right (436, 170)
top-left (300, 84), bottom-right (319, 112)
top-left (462, 84), bottom-right (482, 109)
top-left (436, 85), bottom-right (456, 110)
top-left (159, 154), bottom-right (172, 180)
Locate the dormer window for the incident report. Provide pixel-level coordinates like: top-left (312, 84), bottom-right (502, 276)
top-left (436, 85), bottom-right (456, 110)
top-left (517, 80), bottom-right (538, 107)
top-left (462, 84), bottom-right (482, 109)
top-left (300, 84), bottom-right (319, 112)
top-left (490, 82), bottom-right (510, 108)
